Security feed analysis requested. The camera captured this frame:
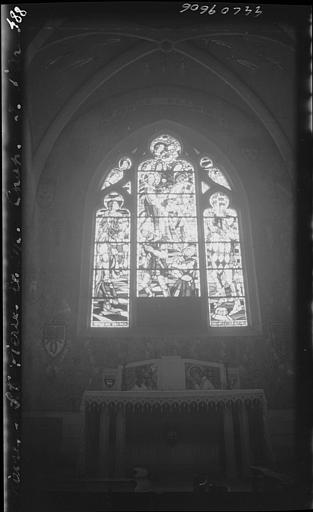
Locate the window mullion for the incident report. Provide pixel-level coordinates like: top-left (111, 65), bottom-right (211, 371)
top-left (129, 163), bottom-right (137, 328)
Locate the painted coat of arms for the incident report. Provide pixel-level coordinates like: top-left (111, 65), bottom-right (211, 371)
top-left (43, 324), bottom-right (66, 358)
top-left (102, 369), bottom-right (118, 390)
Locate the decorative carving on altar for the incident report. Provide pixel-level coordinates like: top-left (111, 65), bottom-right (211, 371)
top-left (185, 361), bottom-right (225, 390)
top-left (227, 367), bottom-right (241, 389)
top-left (102, 368), bottom-right (120, 390)
top-left (122, 360), bottom-right (158, 390)
top-left (81, 389), bottom-right (267, 413)
top-left (185, 363), bottom-right (220, 389)
top-left (95, 356), bottom-right (233, 392)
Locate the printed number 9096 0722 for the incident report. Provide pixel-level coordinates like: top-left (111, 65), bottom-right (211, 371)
top-left (6, 6), bottom-right (27, 33)
top-left (180, 4), bottom-right (263, 16)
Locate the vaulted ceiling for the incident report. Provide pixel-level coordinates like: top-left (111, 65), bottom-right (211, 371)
top-left (24, 3), bottom-right (298, 189)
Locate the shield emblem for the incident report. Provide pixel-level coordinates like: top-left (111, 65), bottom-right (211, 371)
top-left (36, 179), bottom-right (56, 208)
top-left (43, 324), bottom-right (66, 358)
top-left (102, 369), bottom-right (117, 389)
top-left (103, 377), bottom-right (115, 388)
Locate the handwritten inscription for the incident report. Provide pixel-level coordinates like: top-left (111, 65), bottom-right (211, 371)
top-left (6, 6), bottom-right (27, 32)
top-left (180, 4), bottom-right (263, 16)
top-left (4, 16), bottom-right (23, 504)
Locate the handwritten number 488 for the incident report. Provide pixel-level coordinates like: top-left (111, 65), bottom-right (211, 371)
top-left (6, 7), bottom-right (27, 33)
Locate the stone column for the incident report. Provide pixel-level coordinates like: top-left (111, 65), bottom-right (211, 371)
top-left (114, 406), bottom-right (126, 477)
top-left (98, 406), bottom-right (111, 477)
top-left (223, 404), bottom-right (237, 480)
top-left (238, 403), bottom-right (251, 477)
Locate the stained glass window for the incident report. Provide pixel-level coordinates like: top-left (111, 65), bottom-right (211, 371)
top-left (90, 134), bottom-right (249, 329)
top-left (137, 135), bottom-right (200, 298)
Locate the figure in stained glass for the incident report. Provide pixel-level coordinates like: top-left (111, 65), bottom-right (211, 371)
top-left (205, 192), bottom-right (237, 218)
top-left (96, 193), bottom-right (130, 242)
top-left (171, 169), bottom-right (194, 194)
top-left (138, 194), bottom-right (196, 218)
top-left (208, 168), bottom-right (231, 190)
top-left (207, 269), bottom-right (245, 297)
top-left (204, 216), bottom-right (239, 242)
top-left (92, 192), bottom-right (130, 327)
top-left (138, 243), bottom-right (198, 269)
top-left (101, 167), bottom-right (123, 190)
top-left (101, 157), bottom-right (132, 190)
top-left (204, 189), bottom-right (247, 326)
top-left (138, 242), bottom-right (200, 297)
top-left (138, 173), bottom-right (165, 234)
top-left (138, 238), bottom-right (169, 297)
top-left (137, 135), bottom-right (200, 298)
top-left (94, 268), bottom-right (118, 306)
top-left (170, 245), bottom-right (199, 297)
top-left (200, 156), bottom-right (231, 190)
top-left (150, 134), bottom-right (181, 166)
top-left (94, 243), bottom-right (129, 270)
top-left (138, 216), bottom-right (198, 243)
top-left (92, 263), bottom-right (129, 314)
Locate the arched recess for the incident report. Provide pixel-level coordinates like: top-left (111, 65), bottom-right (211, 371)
top-left (77, 120), bottom-right (261, 337)
top-left (31, 40), bottom-right (293, 204)
top-left (29, 81), bottom-right (289, 291)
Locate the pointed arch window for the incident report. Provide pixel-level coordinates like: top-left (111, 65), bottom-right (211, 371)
top-left (89, 133), bottom-right (249, 329)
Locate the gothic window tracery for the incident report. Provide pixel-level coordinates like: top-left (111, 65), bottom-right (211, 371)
top-left (90, 134), bottom-right (248, 328)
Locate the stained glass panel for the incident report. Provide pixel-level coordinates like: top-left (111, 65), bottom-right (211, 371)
top-left (137, 243), bottom-right (199, 269)
top-left (204, 191), bottom-right (247, 327)
top-left (208, 168), bottom-right (231, 190)
top-left (123, 181), bottom-right (132, 194)
top-left (94, 243), bottom-right (129, 269)
top-left (91, 299), bottom-right (129, 327)
top-left (200, 156), bottom-right (231, 190)
top-left (138, 216), bottom-right (198, 243)
top-left (95, 192), bottom-right (130, 243)
top-left (200, 156), bottom-right (213, 169)
top-left (91, 192), bottom-right (130, 327)
top-left (138, 169), bottom-right (195, 193)
top-left (95, 217), bottom-right (130, 242)
top-left (138, 194), bottom-right (197, 218)
top-left (201, 182), bottom-right (210, 194)
top-left (204, 216), bottom-right (239, 242)
top-left (208, 297), bottom-right (247, 327)
top-left (206, 243), bottom-right (242, 268)
top-left (137, 269), bottom-right (200, 298)
top-left (207, 269), bottom-right (245, 297)
top-left (101, 157), bottom-right (132, 190)
top-left (101, 167), bottom-right (123, 190)
top-left (136, 135), bottom-right (200, 297)
top-left (92, 269), bottom-right (130, 297)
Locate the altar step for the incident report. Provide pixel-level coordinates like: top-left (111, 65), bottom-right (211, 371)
top-left (20, 488), bottom-right (310, 512)
top-left (39, 477), bottom-right (252, 493)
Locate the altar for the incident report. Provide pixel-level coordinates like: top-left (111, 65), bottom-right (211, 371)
top-left (79, 357), bottom-right (273, 482)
